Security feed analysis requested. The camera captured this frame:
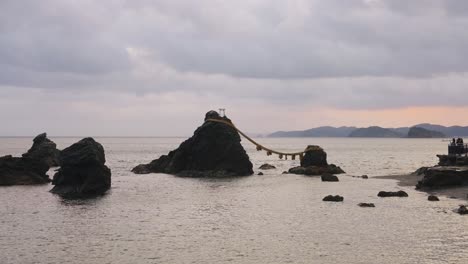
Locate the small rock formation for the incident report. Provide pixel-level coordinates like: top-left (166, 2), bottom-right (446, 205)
top-left (0, 155), bottom-right (50, 185)
top-left (377, 191), bottom-right (409, 197)
top-left (288, 146), bottom-right (345, 176)
top-left (259, 163), bottom-right (276, 170)
top-left (132, 111), bottom-right (253, 177)
top-left (428, 195), bottom-right (440, 201)
top-left (358, 203), bottom-right (375, 207)
top-left (257, 172), bottom-right (264, 176)
top-left (323, 195), bottom-right (344, 202)
top-left (282, 171), bottom-right (288, 174)
top-left (321, 173), bottom-right (339, 182)
top-left (0, 133), bottom-right (59, 185)
top-left (457, 205), bottom-right (468, 215)
top-left (50, 138), bottom-right (111, 197)
top-left (22, 133), bottom-right (61, 167)
top-left (416, 167), bottom-right (468, 189)
top-left (361, 175), bottom-right (369, 179)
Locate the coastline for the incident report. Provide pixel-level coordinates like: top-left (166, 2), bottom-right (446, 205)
top-left (376, 174), bottom-right (468, 200)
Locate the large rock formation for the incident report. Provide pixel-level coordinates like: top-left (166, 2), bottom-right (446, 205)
top-left (288, 146), bottom-right (345, 176)
top-left (22, 133), bottom-right (61, 167)
top-left (132, 111), bottom-right (253, 177)
top-left (0, 155), bottom-right (50, 185)
top-left (416, 167), bottom-right (468, 189)
top-left (0, 133), bottom-right (59, 185)
top-left (51, 138), bottom-right (111, 197)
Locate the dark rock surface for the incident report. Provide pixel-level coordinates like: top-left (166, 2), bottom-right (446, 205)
top-left (321, 173), bottom-right (339, 182)
top-left (361, 175), bottom-right (369, 179)
top-left (416, 167), bottom-right (468, 189)
top-left (258, 172), bottom-right (264, 176)
top-left (358, 203), bottom-right (375, 207)
top-left (457, 205), bottom-right (468, 215)
top-left (288, 146), bottom-right (345, 176)
top-left (0, 133), bottom-right (59, 185)
top-left (22, 133), bottom-right (61, 167)
top-left (132, 111), bottom-right (253, 177)
top-left (378, 191), bottom-right (409, 197)
top-left (51, 138), bottom-right (111, 197)
top-left (323, 195), bottom-right (344, 202)
top-left (259, 163), bottom-right (276, 170)
top-left (428, 195), bottom-right (440, 201)
top-left (437, 155), bottom-right (468, 166)
top-left (0, 155), bottom-right (50, 185)
top-left (413, 167), bottom-right (429, 176)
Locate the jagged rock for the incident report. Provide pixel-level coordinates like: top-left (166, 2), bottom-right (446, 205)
top-left (457, 205), bottom-right (468, 215)
top-left (259, 163), bottom-right (276, 170)
top-left (258, 172), bottom-right (264, 176)
top-left (416, 167), bottom-right (468, 189)
top-left (22, 133), bottom-right (61, 167)
top-left (0, 155), bottom-right (50, 185)
top-left (301, 146), bottom-right (327, 167)
top-left (378, 191), bottom-right (408, 197)
top-left (428, 195), bottom-right (440, 201)
top-left (132, 111), bottom-right (253, 177)
top-left (323, 195), bottom-right (344, 202)
top-left (413, 167), bottom-right (429, 175)
top-left (321, 173), bottom-right (339, 182)
top-left (288, 146), bottom-right (344, 176)
top-left (358, 203), bottom-right (375, 207)
top-left (50, 138), bottom-right (111, 197)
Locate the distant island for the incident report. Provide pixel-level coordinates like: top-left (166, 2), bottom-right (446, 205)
top-left (268, 123), bottom-right (468, 138)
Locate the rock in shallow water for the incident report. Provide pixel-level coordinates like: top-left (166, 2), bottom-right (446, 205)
top-left (51, 138), bottom-right (111, 197)
top-left (428, 195), bottom-right (440, 201)
top-left (378, 191), bottom-right (408, 197)
top-left (457, 205), bottom-right (468, 215)
top-left (321, 173), bottom-right (339, 182)
top-left (358, 203), bottom-right (375, 207)
top-left (259, 163), bottom-right (276, 170)
top-left (0, 133), bottom-right (59, 186)
top-left (132, 111), bottom-right (253, 177)
top-left (416, 167), bottom-right (468, 189)
top-left (323, 195), bottom-right (344, 202)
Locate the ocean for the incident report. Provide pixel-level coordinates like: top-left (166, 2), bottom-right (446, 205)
top-left (1, 137), bottom-right (467, 264)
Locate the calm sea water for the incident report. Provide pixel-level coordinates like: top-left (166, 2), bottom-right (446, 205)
top-left (1, 137), bottom-right (467, 264)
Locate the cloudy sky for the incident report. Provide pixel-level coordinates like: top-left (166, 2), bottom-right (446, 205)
top-left (1, 0), bottom-right (468, 136)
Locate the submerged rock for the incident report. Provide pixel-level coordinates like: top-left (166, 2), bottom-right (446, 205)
top-left (132, 111), bottom-right (253, 177)
top-left (416, 167), bottom-right (468, 189)
top-left (51, 138), bottom-right (111, 197)
top-left (321, 173), bottom-right (339, 182)
top-left (323, 195), bottom-right (344, 202)
top-left (258, 172), bottom-right (264, 176)
top-left (22, 133), bottom-right (61, 167)
top-left (0, 155), bottom-right (50, 185)
top-left (358, 203), bottom-right (375, 207)
top-left (259, 163), bottom-right (276, 170)
top-left (378, 191), bottom-right (408, 197)
top-left (428, 195), bottom-right (440, 201)
top-left (0, 133), bottom-right (59, 185)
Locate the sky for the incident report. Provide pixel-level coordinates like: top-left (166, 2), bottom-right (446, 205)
top-left (1, 0), bottom-right (468, 136)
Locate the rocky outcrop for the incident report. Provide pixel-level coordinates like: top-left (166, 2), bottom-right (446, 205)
top-left (428, 195), bottom-right (439, 201)
top-left (288, 146), bottom-right (345, 176)
top-left (457, 205), bottom-right (468, 215)
top-left (259, 163), bottom-right (276, 170)
top-left (257, 172), bottom-right (264, 176)
top-left (437, 155), bottom-right (468, 166)
top-left (0, 155), bottom-right (50, 185)
top-left (22, 133), bottom-right (61, 167)
top-left (321, 173), bottom-right (339, 182)
top-left (132, 111), bottom-right (253, 177)
top-left (323, 195), bottom-right (344, 202)
top-left (378, 191), bottom-right (408, 197)
top-left (0, 133), bottom-right (59, 185)
top-left (50, 138), bottom-right (111, 197)
top-left (416, 167), bottom-right (468, 189)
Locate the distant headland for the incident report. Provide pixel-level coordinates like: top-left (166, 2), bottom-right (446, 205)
top-left (269, 124), bottom-right (468, 138)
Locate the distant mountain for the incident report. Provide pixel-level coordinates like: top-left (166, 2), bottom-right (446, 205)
top-left (414, 124), bottom-right (468, 137)
top-left (407, 127), bottom-right (446, 138)
top-left (268, 123), bottom-right (468, 138)
top-left (269, 126), bottom-right (356, 137)
top-left (348, 126), bottom-right (403, 138)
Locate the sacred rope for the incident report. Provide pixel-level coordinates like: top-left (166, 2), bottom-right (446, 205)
top-left (205, 118), bottom-right (320, 160)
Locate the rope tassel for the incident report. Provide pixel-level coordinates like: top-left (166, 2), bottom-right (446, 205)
top-left (256, 145), bottom-right (262, 151)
